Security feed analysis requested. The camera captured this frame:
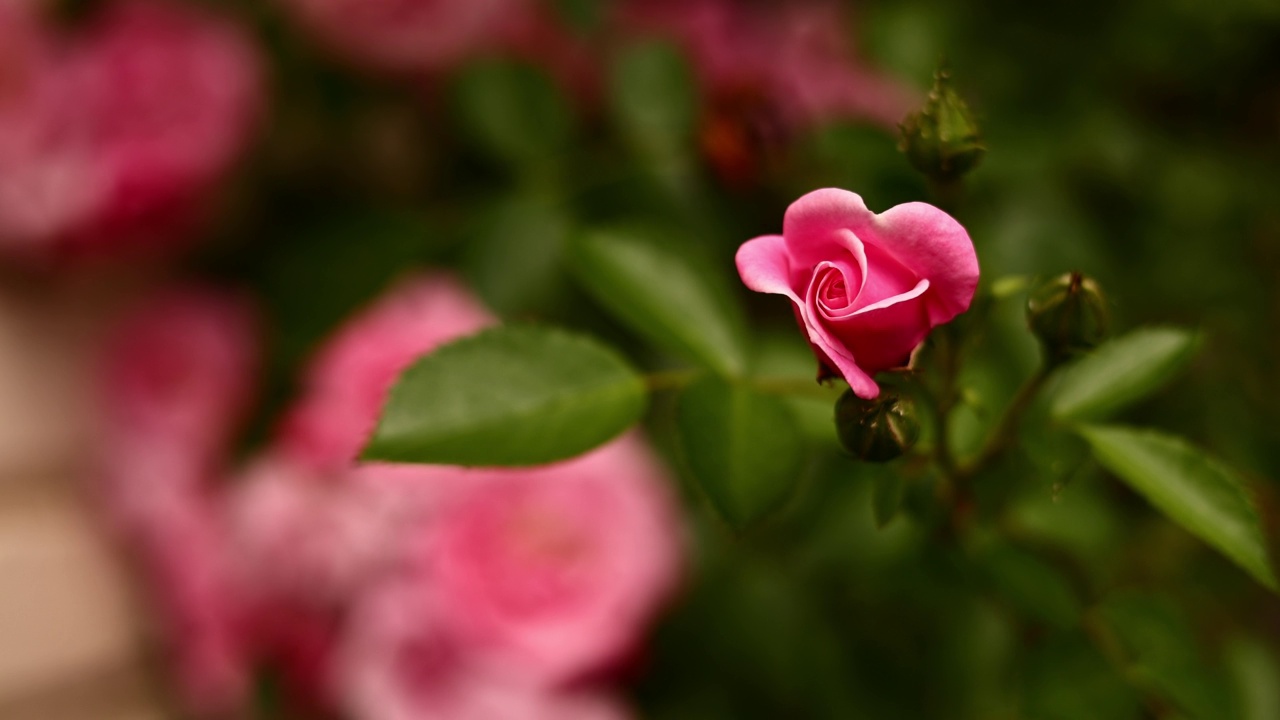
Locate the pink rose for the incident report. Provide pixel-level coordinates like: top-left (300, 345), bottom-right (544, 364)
top-left (339, 579), bottom-right (633, 720)
top-left (131, 494), bottom-right (250, 717)
top-left (60, 0), bottom-right (265, 255)
top-left (100, 287), bottom-right (259, 461)
top-left (96, 286), bottom-right (259, 528)
top-left (277, 273), bottom-right (495, 471)
top-left (0, 2), bottom-right (103, 250)
top-left (619, 0), bottom-right (916, 131)
top-left (736, 188), bottom-right (979, 398)
top-left (420, 434), bottom-right (683, 686)
top-left (279, 0), bottom-right (530, 74)
top-left (0, 0), bottom-right (264, 260)
top-left (224, 455), bottom-right (404, 606)
top-left (92, 286), bottom-right (261, 714)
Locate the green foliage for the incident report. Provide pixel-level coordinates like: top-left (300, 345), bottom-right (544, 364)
top-left (608, 40), bottom-right (699, 191)
top-left (1225, 636), bottom-right (1280, 720)
top-left (1079, 425), bottom-right (1278, 591)
top-left (463, 191), bottom-right (574, 315)
top-left (1095, 592), bottom-right (1240, 720)
top-left (1052, 327), bottom-right (1202, 422)
top-left (570, 225), bottom-right (749, 376)
top-left (676, 376), bottom-right (805, 529)
top-left (1019, 635), bottom-right (1143, 720)
top-left (978, 542), bottom-right (1084, 629)
top-left (364, 325), bottom-right (647, 466)
top-left (609, 40), bottom-right (698, 158)
top-left (452, 59), bottom-right (574, 168)
top-left (871, 469), bottom-right (908, 528)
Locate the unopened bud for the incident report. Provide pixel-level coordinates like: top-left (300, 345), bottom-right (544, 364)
top-left (1027, 272), bottom-right (1108, 366)
top-left (899, 66), bottom-right (985, 182)
top-left (835, 389), bottom-right (920, 463)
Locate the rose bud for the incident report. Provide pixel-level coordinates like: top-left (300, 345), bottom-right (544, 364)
top-left (1026, 271), bottom-right (1108, 366)
top-left (736, 188), bottom-right (979, 399)
top-left (834, 388), bottom-right (920, 462)
top-left (899, 66), bottom-right (985, 182)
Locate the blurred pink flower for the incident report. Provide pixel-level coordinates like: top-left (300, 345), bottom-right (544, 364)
top-left (0, 0), bottom-right (264, 261)
top-left (225, 455), bottom-right (412, 606)
top-left (278, 0), bottom-right (599, 101)
top-left (60, 0), bottom-right (265, 255)
top-left (132, 493), bottom-right (251, 717)
top-left (100, 287), bottom-right (258, 453)
top-left (280, 0), bottom-right (529, 74)
top-left (623, 0), bottom-right (913, 129)
top-left (277, 273), bottom-right (495, 471)
top-left (417, 434), bottom-right (683, 687)
top-left (94, 285), bottom-right (261, 715)
top-left (0, 1), bottom-right (102, 247)
top-left (97, 286), bottom-right (259, 524)
top-left (620, 0), bottom-right (915, 185)
top-left (339, 579), bottom-right (634, 720)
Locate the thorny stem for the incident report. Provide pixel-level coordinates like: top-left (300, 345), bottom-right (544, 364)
top-left (954, 367), bottom-right (1050, 483)
top-left (928, 324), bottom-right (1050, 532)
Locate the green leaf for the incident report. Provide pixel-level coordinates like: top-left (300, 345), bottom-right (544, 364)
top-left (364, 325), bottom-right (646, 466)
top-left (1051, 326), bottom-right (1200, 422)
top-left (979, 543), bottom-right (1083, 629)
top-left (1225, 636), bottom-right (1280, 720)
top-left (452, 59), bottom-right (573, 166)
top-left (608, 40), bottom-right (699, 194)
top-left (1020, 634), bottom-right (1142, 720)
top-left (571, 226), bottom-right (749, 377)
top-left (871, 470), bottom-right (907, 528)
top-left (1079, 425), bottom-right (1277, 591)
top-left (464, 192), bottom-right (572, 315)
top-left (1095, 592), bottom-right (1240, 720)
top-left (676, 376), bottom-right (804, 529)
top-left (609, 40), bottom-right (697, 160)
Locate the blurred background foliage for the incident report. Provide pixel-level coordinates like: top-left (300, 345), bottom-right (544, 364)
top-left (137, 0), bottom-right (1280, 716)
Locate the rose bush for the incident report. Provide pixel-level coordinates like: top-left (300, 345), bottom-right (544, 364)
top-left (277, 273), bottom-right (495, 472)
top-left (0, 0), bottom-right (264, 260)
top-left (736, 188), bottom-right (979, 398)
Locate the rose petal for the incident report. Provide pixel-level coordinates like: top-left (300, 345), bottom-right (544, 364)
top-left (826, 289), bottom-right (932, 375)
top-left (853, 241), bottom-right (922, 310)
top-left (801, 279), bottom-right (880, 398)
top-left (821, 278), bottom-right (929, 321)
top-left (781, 188), bottom-right (877, 269)
top-left (735, 233), bottom-right (801, 302)
top-left (862, 202), bottom-right (978, 324)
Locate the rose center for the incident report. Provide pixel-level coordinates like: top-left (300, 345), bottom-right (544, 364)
top-left (815, 264), bottom-right (853, 311)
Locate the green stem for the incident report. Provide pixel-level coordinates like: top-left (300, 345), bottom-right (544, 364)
top-left (749, 376), bottom-right (842, 401)
top-left (955, 368), bottom-right (1049, 482)
top-left (644, 369), bottom-right (699, 392)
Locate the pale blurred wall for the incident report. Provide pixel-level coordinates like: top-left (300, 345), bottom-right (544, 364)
top-left (0, 280), bottom-right (166, 720)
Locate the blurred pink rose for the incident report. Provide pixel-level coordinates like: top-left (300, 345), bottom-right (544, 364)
top-left (225, 456), bottom-right (401, 606)
top-left (278, 273), bottom-right (495, 471)
top-left (60, 0), bottom-right (265, 255)
top-left (622, 0), bottom-right (914, 130)
top-left (737, 188), bottom-right (979, 398)
top-left (339, 579), bottom-right (634, 720)
top-left (0, 1), bottom-right (102, 248)
top-left (132, 493), bottom-right (251, 716)
top-left (0, 0), bottom-right (264, 261)
top-left (93, 285), bottom-right (261, 714)
top-left (280, 0), bottom-right (529, 74)
top-left (419, 434), bottom-right (683, 686)
top-left (100, 287), bottom-right (258, 459)
top-left (620, 0), bottom-right (915, 185)
top-left (97, 286), bottom-right (259, 525)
